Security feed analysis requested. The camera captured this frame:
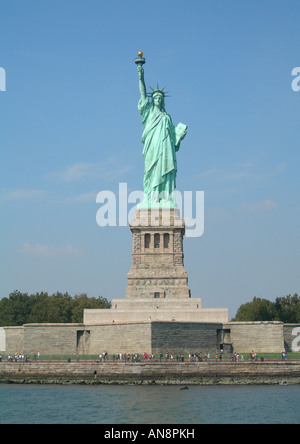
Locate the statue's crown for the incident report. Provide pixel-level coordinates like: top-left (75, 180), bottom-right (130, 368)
top-left (148, 84), bottom-right (171, 99)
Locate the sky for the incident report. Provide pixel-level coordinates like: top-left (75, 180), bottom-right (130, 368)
top-left (0, 0), bottom-right (299, 319)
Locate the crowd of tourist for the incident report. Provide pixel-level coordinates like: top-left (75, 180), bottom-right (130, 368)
top-left (0, 350), bottom-right (289, 363)
top-left (1, 352), bottom-right (41, 363)
top-left (98, 351), bottom-right (258, 363)
top-left (4, 353), bottom-right (36, 362)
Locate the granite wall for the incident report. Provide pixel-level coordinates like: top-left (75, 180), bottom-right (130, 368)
top-left (1, 321), bottom-right (297, 356)
top-left (224, 322), bottom-right (284, 353)
top-left (1, 361), bottom-right (300, 385)
top-left (151, 322), bottom-right (222, 354)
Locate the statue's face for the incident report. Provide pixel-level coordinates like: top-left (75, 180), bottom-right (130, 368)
top-left (153, 93), bottom-right (164, 109)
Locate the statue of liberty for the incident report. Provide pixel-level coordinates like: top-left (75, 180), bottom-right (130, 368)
top-left (135, 52), bottom-right (187, 208)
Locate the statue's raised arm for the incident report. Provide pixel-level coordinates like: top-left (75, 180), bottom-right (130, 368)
top-left (135, 51), bottom-right (147, 100)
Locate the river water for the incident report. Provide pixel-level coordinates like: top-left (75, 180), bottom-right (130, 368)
top-left (0, 384), bottom-right (299, 424)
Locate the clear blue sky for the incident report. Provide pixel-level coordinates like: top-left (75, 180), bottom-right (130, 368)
top-left (1, 0), bottom-right (299, 318)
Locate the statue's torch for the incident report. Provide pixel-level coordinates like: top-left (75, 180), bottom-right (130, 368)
top-left (135, 51), bottom-right (146, 68)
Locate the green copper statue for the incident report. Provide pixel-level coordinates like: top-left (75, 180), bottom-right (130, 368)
top-left (135, 52), bottom-right (187, 208)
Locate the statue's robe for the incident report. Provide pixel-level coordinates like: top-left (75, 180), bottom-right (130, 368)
top-left (138, 97), bottom-right (179, 200)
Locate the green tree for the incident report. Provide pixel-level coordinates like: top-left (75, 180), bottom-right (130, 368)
top-left (71, 293), bottom-right (111, 323)
top-left (0, 296), bottom-right (15, 326)
top-left (275, 294), bottom-right (300, 323)
top-left (46, 292), bottom-right (73, 323)
top-left (0, 291), bottom-right (32, 326)
top-left (232, 297), bottom-right (277, 322)
top-left (0, 290), bottom-right (111, 326)
top-left (233, 294), bottom-right (300, 322)
top-left (27, 292), bottom-right (50, 324)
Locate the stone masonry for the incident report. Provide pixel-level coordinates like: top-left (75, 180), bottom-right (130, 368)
top-left (126, 208), bottom-right (190, 300)
top-left (0, 321), bottom-right (292, 356)
top-left (84, 208), bottom-right (229, 324)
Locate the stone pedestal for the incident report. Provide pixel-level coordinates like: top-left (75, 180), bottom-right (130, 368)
top-left (84, 208), bottom-right (229, 325)
top-left (126, 209), bottom-right (190, 300)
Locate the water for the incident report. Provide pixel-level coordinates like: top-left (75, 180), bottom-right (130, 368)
top-left (0, 384), bottom-right (299, 424)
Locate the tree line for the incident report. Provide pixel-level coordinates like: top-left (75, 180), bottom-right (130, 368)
top-left (0, 291), bottom-right (299, 326)
top-left (233, 294), bottom-right (300, 323)
top-left (0, 291), bottom-right (111, 327)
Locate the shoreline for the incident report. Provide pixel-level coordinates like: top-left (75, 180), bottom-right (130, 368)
top-left (1, 361), bottom-right (300, 386)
